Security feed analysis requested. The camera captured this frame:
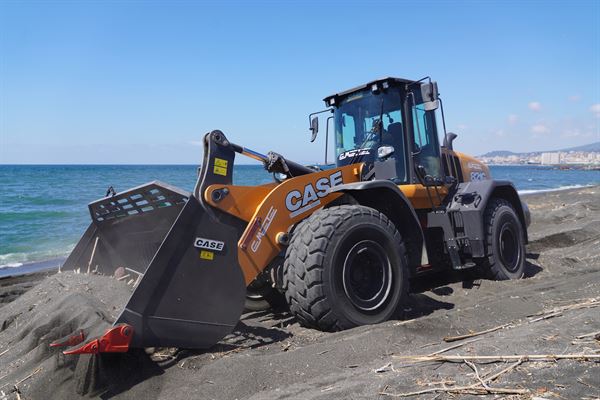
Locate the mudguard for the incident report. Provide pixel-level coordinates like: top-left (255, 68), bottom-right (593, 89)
top-left (331, 180), bottom-right (425, 269)
top-left (442, 180), bottom-right (529, 257)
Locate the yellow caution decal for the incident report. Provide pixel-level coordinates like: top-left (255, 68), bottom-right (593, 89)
top-left (200, 250), bottom-right (214, 260)
top-left (214, 158), bottom-right (228, 176)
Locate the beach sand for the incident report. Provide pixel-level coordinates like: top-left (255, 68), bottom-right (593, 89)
top-left (1, 186), bottom-right (599, 399)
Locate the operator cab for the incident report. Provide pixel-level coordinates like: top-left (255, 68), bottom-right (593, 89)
top-left (321, 77), bottom-right (445, 185)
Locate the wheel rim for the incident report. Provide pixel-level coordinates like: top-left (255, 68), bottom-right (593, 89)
top-left (498, 222), bottom-right (521, 272)
top-left (342, 240), bottom-right (392, 311)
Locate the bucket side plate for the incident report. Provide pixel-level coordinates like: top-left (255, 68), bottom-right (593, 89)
top-left (115, 196), bottom-right (246, 349)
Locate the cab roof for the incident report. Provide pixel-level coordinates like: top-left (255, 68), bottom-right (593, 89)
top-left (323, 77), bottom-right (417, 106)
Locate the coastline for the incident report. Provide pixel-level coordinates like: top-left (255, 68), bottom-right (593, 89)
top-left (0, 257), bottom-right (64, 279)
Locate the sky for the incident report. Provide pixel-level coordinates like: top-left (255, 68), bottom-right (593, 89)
top-left (0, 0), bottom-right (599, 164)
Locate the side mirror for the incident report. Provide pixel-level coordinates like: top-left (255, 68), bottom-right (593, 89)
top-left (310, 117), bottom-right (319, 142)
top-left (421, 81), bottom-right (439, 102)
top-left (443, 132), bottom-right (458, 150)
top-left (377, 145), bottom-right (395, 160)
top-left (421, 81), bottom-right (439, 111)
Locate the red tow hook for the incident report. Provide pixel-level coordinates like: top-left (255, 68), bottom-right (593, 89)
top-left (50, 330), bottom-right (86, 348)
top-left (62, 324), bottom-right (134, 355)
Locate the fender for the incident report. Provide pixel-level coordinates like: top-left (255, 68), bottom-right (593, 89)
top-left (443, 180), bottom-right (529, 258)
top-left (331, 180), bottom-right (425, 271)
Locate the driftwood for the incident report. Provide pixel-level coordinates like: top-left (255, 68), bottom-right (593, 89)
top-left (576, 330), bottom-right (600, 339)
top-left (443, 324), bottom-right (510, 342)
top-left (86, 236), bottom-right (99, 274)
top-left (380, 385), bottom-right (528, 397)
top-left (380, 357), bottom-right (526, 397)
top-left (527, 297), bottom-right (599, 317)
top-left (394, 353), bottom-right (600, 363)
top-left (427, 338), bottom-right (481, 356)
top-left (441, 298), bottom-right (600, 344)
top-left (0, 367), bottom-right (42, 392)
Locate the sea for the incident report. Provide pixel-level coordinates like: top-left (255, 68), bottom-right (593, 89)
top-left (0, 164), bottom-right (598, 277)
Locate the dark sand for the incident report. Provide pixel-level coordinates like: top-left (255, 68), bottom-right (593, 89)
top-left (1, 186), bottom-right (599, 399)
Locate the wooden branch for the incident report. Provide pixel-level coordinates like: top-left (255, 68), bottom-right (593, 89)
top-left (394, 353), bottom-right (600, 363)
top-left (87, 236), bottom-right (99, 274)
top-left (379, 385), bottom-right (528, 397)
top-left (576, 330), bottom-right (600, 339)
top-left (480, 358), bottom-right (524, 383)
top-left (427, 338), bottom-right (481, 356)
top-left (443, 324), bottom-right (511, 342)
top-left (465, 360), bottom-right (490, 390)
top-left (528, 311), bottom-right (562, 323)
top-left (380, 357), bottom-right (526, 397)
top-left (528, 298), bottom-right (599, 318)
top-left (0, 367), bottom-right (42, 391)
top-left (14, 367), bottom-right (42, 387)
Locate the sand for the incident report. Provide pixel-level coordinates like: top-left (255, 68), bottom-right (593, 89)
top-left (1, 186), bottom-right (599, 399)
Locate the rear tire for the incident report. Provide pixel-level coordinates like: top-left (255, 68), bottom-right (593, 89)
top-left (282, 205), bottom-right (408, 331)
top-left (481, 198), bottom-right (526, 280)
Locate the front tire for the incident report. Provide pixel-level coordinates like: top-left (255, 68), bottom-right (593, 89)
top-left (481, 198), bottom-right (526, 280)
top-left (282, 205), bottom-right (408, 331)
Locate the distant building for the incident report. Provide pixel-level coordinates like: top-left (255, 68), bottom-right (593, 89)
top-left (541, 152), bottom-right (562, 165)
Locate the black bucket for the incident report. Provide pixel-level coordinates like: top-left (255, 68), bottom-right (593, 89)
top-left (62, 181), bottom-right (246, 349)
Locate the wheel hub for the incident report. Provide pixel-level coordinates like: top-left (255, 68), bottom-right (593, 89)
top-left (342, 240), bottom-right (392, 311)
top-left (499, 223), bottom-right (520, 272)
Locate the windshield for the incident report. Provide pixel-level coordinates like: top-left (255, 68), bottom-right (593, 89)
top-left (333, 88), bottom-right (407, 182)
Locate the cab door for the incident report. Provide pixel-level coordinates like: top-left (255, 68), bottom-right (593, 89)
top-left (398, 93), bottom-right (448, 210)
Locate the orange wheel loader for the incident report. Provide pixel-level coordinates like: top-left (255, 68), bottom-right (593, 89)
top-left (53, 77), bottom-right (530, 355)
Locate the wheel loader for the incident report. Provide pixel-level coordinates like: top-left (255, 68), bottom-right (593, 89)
top-left (53, 76), bottom-right (530, 355)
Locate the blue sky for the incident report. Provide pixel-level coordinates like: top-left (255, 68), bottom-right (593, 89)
top-left (1, 0), bottom-right (599, 164)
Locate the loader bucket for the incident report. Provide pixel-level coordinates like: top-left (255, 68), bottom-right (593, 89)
top-left (62, 179), bottom-right (247, 350)
top-left (63, 181), bottom-right (189, 277)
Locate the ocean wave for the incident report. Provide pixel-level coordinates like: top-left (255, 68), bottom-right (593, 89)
top-left (0, 248), bottom-right (72, 269)
top-left (0, 262), bottom-right (24, 269)
top-left (518, 184), bottom-right (595, 195)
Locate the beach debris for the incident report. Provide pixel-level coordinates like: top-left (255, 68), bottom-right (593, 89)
top-left (0, 367), bottom-right (42, 393)
top-left (113, 267), bottom-right (127, 279)
top-left (527, 297), bottom-right (599, 318)
top-left (374, 362), bottom-right (394, 373)
top-left (393, 353), bottom-right (600, 363)
top-left (379, 357), bottom-right (528, 397)
top-left (427, 338), bottom-right (481, 356)
top-left (575, 330), bottom-right (600, 339)
top-left (443, 323), bottom-right (511, 342)
top-left (442, 297), bottom-right (600, 344)
top-left (281, 341), bottom-right (292, 351)
top-left (86, 236), bottom-right (100, 274)
top-left (528, 311), bottom-right (563, 323)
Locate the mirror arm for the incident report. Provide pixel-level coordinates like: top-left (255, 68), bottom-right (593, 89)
top-left (308, 108), bottom-right (334, 138)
